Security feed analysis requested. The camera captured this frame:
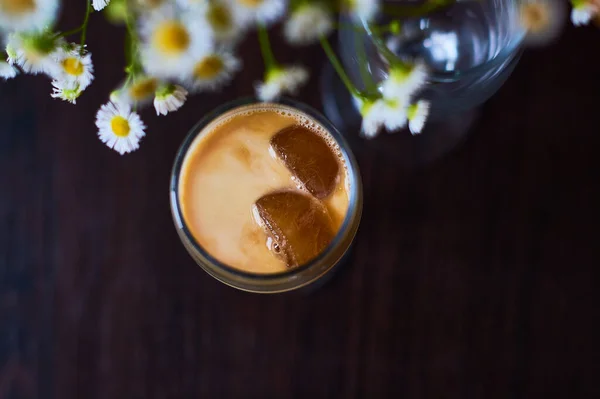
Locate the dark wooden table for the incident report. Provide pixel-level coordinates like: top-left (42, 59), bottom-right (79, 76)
top-left (1, 5), bottom-right (599, 398)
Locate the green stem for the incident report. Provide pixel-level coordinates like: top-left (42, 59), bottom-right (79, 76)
top-left (356, 37), bottom-right (378, 94)
top-left (319, 36), bottom-right (364, 99)
top-left (124, 1), bottom-right (141, 79)
top-left (79, 0), bottom-right (93, 54)
top-left (257, 24), bottom-right (278, 71)
top-left (54, 26), bottom-right (84, 39)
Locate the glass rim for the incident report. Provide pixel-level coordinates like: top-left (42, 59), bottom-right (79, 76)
top-left (169, 97), bottom-right (363, 289)
top-left (361, 3), bottom-right (526, 80)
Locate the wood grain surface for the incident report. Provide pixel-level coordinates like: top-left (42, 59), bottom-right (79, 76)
top-left (1, 3), bottom-right (599, 398)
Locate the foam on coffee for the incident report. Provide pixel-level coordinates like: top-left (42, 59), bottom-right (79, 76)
top-left (178, 104), bottom-right (350, 274)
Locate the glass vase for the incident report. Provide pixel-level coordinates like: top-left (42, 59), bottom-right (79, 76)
top-left (321, 0), bottom-right (526, 167)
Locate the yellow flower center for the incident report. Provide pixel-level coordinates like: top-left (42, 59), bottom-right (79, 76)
top-left (62, 57), bottom-right (84, 76)
top-left (0, 0), bottom-right (35, 14)
top-left (520, 3), bottom-right (550, 33)
top-left (238, 0), bottom-right (264, 7)
top-left (153, 21), bottom-right (190, 55)
top-left (129, 78), bottom-right (158, 100)
top-left (111, 116), bottom-right (130, 137)
top-left (207, 3), bottom-right (232, 31)
top-left (193, 55), bottom-right (224, 79)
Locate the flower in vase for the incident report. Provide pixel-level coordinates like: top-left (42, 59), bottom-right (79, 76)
top-left (382, 62), bottom-right (428, 102)
top-left (570, 0), bottom-right (598, 25)
top-left (0, 61), bottom-right (18, 80)
top-left (96, 101), bottom-right (146, 155)
top-left (407, 100), bottom-right (430, 135)
top-left (359, 97), bottom-right (408, 139)
top-left (255, 65), bottom-right (308, 102)
top-left (92, 0), bottom-right (110, 11)
top-left (519, 0), bottom-right (565, 46)
top-left (112, 76), bottom-right (160, 107)
top-left (188, 50), bottom-right (241, 92)
top-left (139, 4), bottom-right (213, 80)
top-left (284, 3), bottom-right (333, 46)
top-left (0, 0), bottom-right (59, 32)
top-left (154, 84), bottom-right (188, 115)
top-left (6, 32), bottom-right (62, 76)
top-left (345, 0), bottom-right (380, 22)
top-left (51, 45), bottom-right (94, 91)
top-left (230, 0), bottom-right (288, 26)
top-left (50, 79), bottom-right (83, 104)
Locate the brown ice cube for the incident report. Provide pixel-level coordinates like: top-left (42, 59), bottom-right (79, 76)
top-left (254, 190), bottom-right (335, 268)
top-left (270, 125), bottom-right (340, 199)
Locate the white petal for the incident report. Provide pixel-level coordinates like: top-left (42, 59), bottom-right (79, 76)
top-left (92, 0), bottom-right (110, 11)
top-left (0, 62), bottom-right (18, 80)
top-left (284, 4), bottom-right (333, 45)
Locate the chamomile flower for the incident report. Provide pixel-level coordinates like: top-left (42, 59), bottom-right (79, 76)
top-left (382, 62), bottom-right (428, 101)
top-left (51, 45), bottom-right (94, 90)
top-left (96, 101), bottom-right (146, 155)
top-left (6, 32), bottom-right (61, 76)
top-left (229, 0), bottom-right (287, 26)
top-left (139, 4), bottom-right (213, 80)
top-left (0, 0), bottom-right (59, 33)
top-left (188, 50), bottom-right (241, 92)
top-left (519, 0), bottom-right (565, 46)
top-left (358, 97), bottom-right (407, 138)
top-left (112, 76), bottom-right (159, 107)
top-left (50, 79), bottom-right (82, 104)
top-left (284, 3), bottom-right (333, 45)
top-left (255, 65), bottom-right (308, 102)
top-left (407, 100), bottom-right (430, 135)
top-left (202, 0), bottom-right (245, 46)
top-left (92, 0), bottom-right (110, 11)
top-left (571, 0), bottom-right (598, 25)
top-left (154, 84), bottom-right (187, 115)
top-left (344, 0), bottom-right (380, 22)
top-left (0, 61), bottom-right (18, 80)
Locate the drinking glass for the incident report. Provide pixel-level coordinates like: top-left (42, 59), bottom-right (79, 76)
top-left (170, 98), bottom-right (363, 293)
top-left (321, 0), bottom-right (526, 166)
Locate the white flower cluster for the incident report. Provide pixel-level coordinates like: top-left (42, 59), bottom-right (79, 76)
top-left (358, 62), bottom-right (431, 138)
top-left (0, 0), bottom-right (317, 155)
top-left (4, 0), bottom-right (590, 155)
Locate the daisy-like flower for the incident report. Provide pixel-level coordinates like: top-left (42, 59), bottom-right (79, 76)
top-left (96, 101), bottom-right (146, 155)
top-left (112, 76), bottom-right (160, 107)
top-left (284, 3), bottom-right (333, 45)
top-left (154, 84), bottom-right (187, 115)
top-left (255, 65), bottom-right (308, 102)
top-left (188, 50), bottom-right (241, 92)
top-left (139, 4), bottom-right (213, 80)
top-left (407, 100), bottom-right (430, 135)
top-left (92, 0), bottom-right (110, 11)
top-left (358, 96), bottom-right (407, 139)
top-left (0, 61), bottom-right (18, 80)
top-left (6, 32), bottom-right (62, 76)
top-left (202, 0), bottom-right (245, 46)
top-left (344, 0), bottom-right (380, 22)
top-left (382, 62), bottom-right (428, 101)
top-left (51, 45), bottom-right (94, 90)
top-left (519, 0), bottom-right (565, 46)
top-left (0, 0), bottom-right (59, 33)
top-left (50, 79), bottom-right (82, 104)
top-left (570, 0), bottom-right (598, 25)
top-left (229, 0), bottom-right (287, 27)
